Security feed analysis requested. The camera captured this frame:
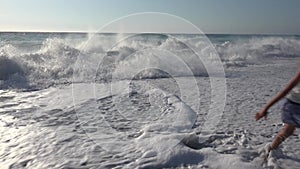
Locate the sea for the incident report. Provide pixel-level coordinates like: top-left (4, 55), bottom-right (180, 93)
top-left (1, 32), bottom-right (300, 89)
top-left (1, 32), bottom-right (300, 169)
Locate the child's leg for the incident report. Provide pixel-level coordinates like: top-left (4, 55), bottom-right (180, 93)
top-left (271, 124), bottom-right (295, 150)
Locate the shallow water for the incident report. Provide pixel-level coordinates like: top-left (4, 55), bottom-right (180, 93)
top-left (1, 33), bottom-right (300, 168)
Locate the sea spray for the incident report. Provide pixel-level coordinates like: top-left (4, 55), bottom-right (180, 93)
top-left (1, 33), bottom-right (300, 89)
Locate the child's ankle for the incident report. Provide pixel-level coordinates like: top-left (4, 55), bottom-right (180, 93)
top-left (270, 143), bottom-right (280, 150)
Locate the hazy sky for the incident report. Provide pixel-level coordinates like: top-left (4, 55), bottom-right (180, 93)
top-left (1, 0), bottom-right (300, 34)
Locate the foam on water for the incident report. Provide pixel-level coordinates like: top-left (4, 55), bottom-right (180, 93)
top-left (1, 33), bottom-right (300, 89)
top-left (216, 36), bottom-right (300, 66)
top-left (0, 80), bottom-right (199, 168)
top-left (1, 32), bottom-right (299, 168)
top-left (1, 64), bottom-right (295, 168)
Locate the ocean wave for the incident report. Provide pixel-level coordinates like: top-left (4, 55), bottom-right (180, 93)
top-left (0, 56), bottom-right (24, 80)
top-left (1, 33), bottom-right (300, 89)
top-left (216, 36), bottom-right (300, 67)
top-left (0, 37), bottom-right (80, 89)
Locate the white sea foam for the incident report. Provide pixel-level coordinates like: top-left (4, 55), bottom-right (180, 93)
top-left (216, 36), bottom-right (300, 66)
top-left (1, 34), bottom-right (299, 89)
top-left (1, 57), bottom-right (300, 168)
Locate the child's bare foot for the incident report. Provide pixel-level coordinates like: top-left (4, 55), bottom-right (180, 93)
top-left (259, 143), bottom-right (272, 166)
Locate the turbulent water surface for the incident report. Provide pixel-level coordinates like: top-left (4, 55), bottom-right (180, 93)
top-left (1, 32), bottom-right (300, 169)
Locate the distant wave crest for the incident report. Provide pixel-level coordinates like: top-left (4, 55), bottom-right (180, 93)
top-left (216, 36), bottom-right (300, 67)
top-left (1, 34), bottom-right (300, 89)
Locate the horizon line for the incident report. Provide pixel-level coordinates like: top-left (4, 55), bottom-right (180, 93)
top-left (0, 30), bottom-right (299, 36)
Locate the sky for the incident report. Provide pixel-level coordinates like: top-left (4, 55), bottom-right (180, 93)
top-left (1, 0), bottom-right (300, 34)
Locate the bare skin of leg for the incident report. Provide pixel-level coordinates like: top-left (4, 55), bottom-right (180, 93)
top-left (270, 124), bottom-right (296, 150)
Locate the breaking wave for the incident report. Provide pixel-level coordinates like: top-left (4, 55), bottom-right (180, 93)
top-left (0, 38), bottom-right (80, 89)
top-left (216, 36), bottom-right (300, 67)
top-left (0, 33), bottom-right (299, 89)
